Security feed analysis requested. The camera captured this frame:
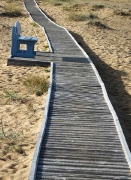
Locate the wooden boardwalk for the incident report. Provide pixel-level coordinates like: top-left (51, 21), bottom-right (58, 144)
top-left (9, 0), bottom-right (131, 179)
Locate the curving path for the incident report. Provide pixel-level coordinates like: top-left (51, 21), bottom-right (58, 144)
top-left (13, 0), bottom-right (131, 179)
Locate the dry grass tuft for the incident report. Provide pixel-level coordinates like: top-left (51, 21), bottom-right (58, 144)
top-left (2, 2), bottom-right (23, 17)
top-left (62, 5), bottom-right (72, 11)
top-left (88, 19), bottom-right (110, 29)
top-left (0, 120), bottom-right (25, 155)
top-left (30, 22), bottom-right (39, 27)
top-left (4, 90), bottom-right (18, 102)
top-left (53, 2), bottom-right (63, 6)
top-left (69, 13), bottom-right (89, 21)
top-left (41, 0), bottom-right (70, 5)
top-left (2, 90), bottom-right (27, 105)
top-left (88, 12), bottom-right (98, 19)
top-left (23, 74), bottom-right (49, 96)
top-left (91, 4), bottom-right (105, 11)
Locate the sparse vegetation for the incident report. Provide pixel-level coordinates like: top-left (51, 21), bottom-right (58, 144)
top-left (41, 0), bottom-right (70, 5)
top-left (114, 9), bottom-right (131, 16)
top-left (30, 22), bottom-right (39, 27)
top-left (2, 2), bottom-right (23, 17)
top-left (59, 0), bottom-right (70, 1)
top-left (68, 11), bottom-right (98, 21)
top-left (53, 2), bottom-right (63, 6)
top-left (4, 90), bottom-right (18, 101)
top-left (69, 13), bottom-right (89, 21)
top-left (62, 3), bottom-right (86, 11)
top-left (23, 74), bottom-right (49, 96)
top-left (71, 3), bottom-right (86, 8)
top-left (62, 5), bottom-right (72, 11)
top-left (91, 4), bottom-right (105, 10)
top-left (88, 19), bottom-right (110, 29)
top-left (1, 90), bottom-right (27, 104)
top-left (0, 120), bottom-right (25, 155)
top-left (88, 12), bottom-right (98, 19)
top-left (44, 44), bottom-right (50, 50)
top-left (45, 69), bottom-right (50, 73)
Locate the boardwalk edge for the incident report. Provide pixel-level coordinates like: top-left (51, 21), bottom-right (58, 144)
top-left (23, 2), bottom-right (53, 53)
top-left (28, 62), bottom-right (53, 180)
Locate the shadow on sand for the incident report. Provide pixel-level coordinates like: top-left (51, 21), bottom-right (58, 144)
top-left (70, 31), bottom-right (131, 151)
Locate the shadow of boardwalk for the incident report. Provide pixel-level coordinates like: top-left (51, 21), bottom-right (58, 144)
top-left (70, 31), bottom-right (131, 151)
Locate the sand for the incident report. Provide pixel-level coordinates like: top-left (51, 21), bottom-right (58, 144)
top-left (0, 1), bottom-right (49, 180)
top-left (0, 0), bottom-right (131, 179)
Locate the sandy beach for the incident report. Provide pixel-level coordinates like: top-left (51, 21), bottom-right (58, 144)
top-left (0, 0), bottom-right (131, 179)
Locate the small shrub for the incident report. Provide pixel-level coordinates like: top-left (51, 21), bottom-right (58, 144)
top-left (44, 45), bottom-right (49, 50)
top-left (36, 91), bottom-right (43, 96)
top-left (88, 19), bottom-right (110, 29)
top-left (2, 3), bottom-right (23, 17)
top-left (69, 13), bottom-right (88, 21)
top-left (92, 4), bottom-right (105, 11)
top-left (14, 144), bottom-right (26, 155)
top-left (88, 12), bottom-right (98, 19)
top-left (45, 69), bottom-right (50, 73)
top-left (23, 74), bottom-right (49, 96)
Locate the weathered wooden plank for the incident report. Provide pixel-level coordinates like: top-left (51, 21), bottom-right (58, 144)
top-left (36, 172), bottom-right (131, 180)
